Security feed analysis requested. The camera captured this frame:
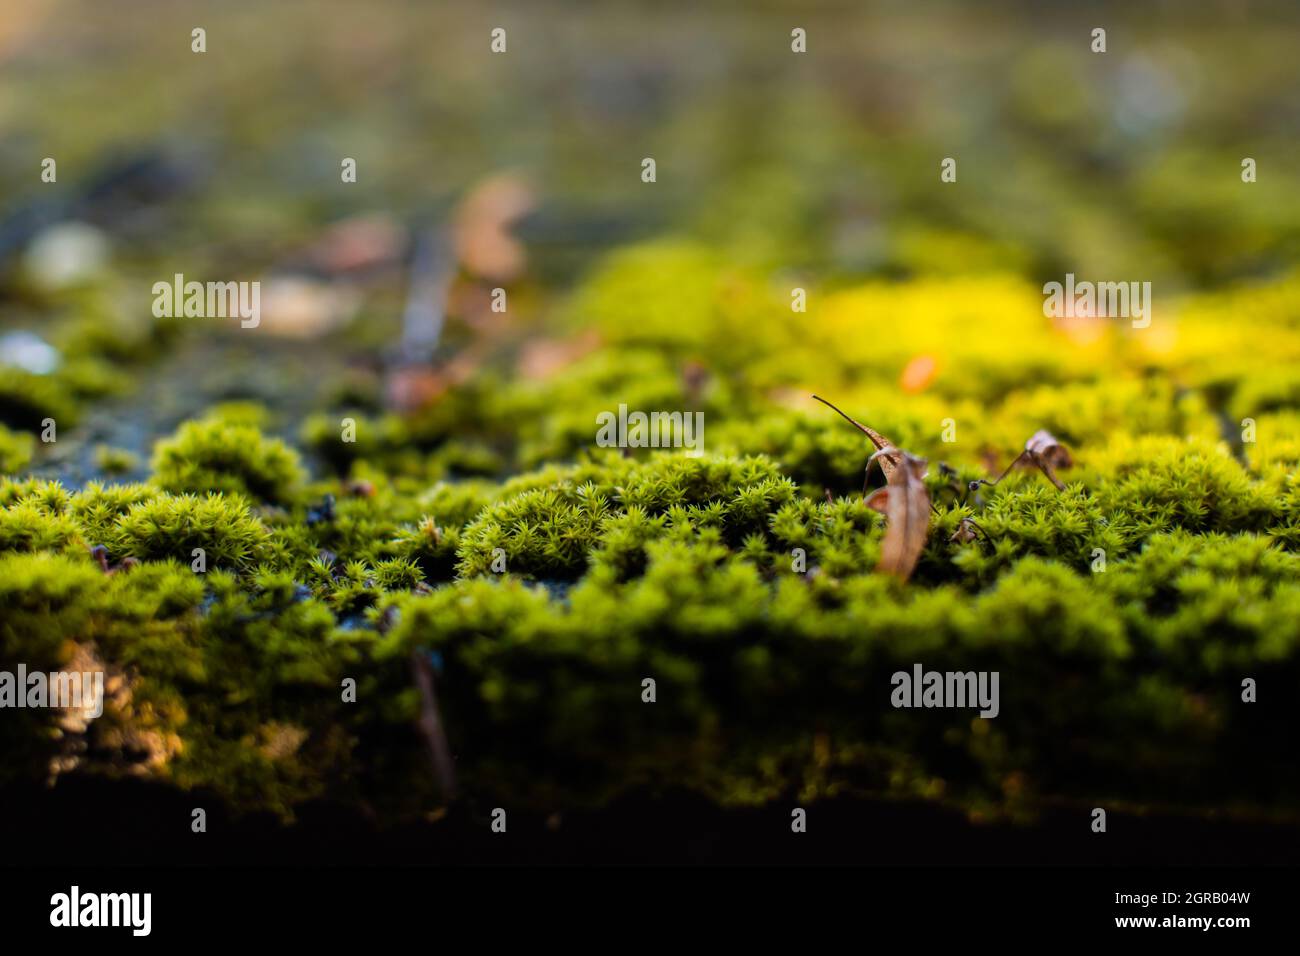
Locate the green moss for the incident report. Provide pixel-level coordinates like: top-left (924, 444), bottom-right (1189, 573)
top-left (0, 425), bottom-right (35, 474)
top-left (0, 406), bottom-right (1296, 821)
top-left (92, 444), bottom-right (139, 476)
top-left (0, 499), bottom-right (83, 554)
top-left (563, 240), bottom-right (787, 374)
top-left (0, 550), bottom-right (104, 664)
top-left (455, 453), bottom-right (797, 579)
top-left (152, 417), bottom-right (306, 503)
top-left (0, 551), bottom-right (107, 781)
top-left (0, 370), bottom-right (77, 431)
top-left (4, 2), bottom-right (1299, 829)
top-left (1089, 436), bottom-right (1279, 535)
top-left (54, 356), bottom-right (132, 403)
top-left (67, 482), bottom-right (159, 545)
top-left (2, 260), bottom-right (1299, 826)
top-left (110, 492), bottom-right (269, 569)
top-left (1099, 531), bottom-right (1300, 671)
top-left (301, 411), bottom-right (409, 475)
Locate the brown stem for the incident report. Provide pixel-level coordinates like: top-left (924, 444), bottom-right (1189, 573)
top-left (969, 449), bottom-right (1031, 491)
top-left (812, 394), bottom-right (876, 439)
top-left (1030, 453), bottom-right (1068, 491)
top-left (410, 651), bottom-right (457, 801)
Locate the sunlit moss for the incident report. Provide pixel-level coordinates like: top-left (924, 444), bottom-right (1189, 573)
top-left (110, 492), bottom-right (270, 568)
top-left (0, 369), bottom-right (77, 431)
top-left (3, 237), bottom-right (1300, 824)
top-left (0, 425), bottom-right (35, 474)
top-left (152, 417), bottom-right (306, 503)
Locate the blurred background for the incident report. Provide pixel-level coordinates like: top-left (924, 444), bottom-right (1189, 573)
top-left (4, 0), bottom-right (1298, 269)
top-left (1, 1), bottom-right (1298, 465)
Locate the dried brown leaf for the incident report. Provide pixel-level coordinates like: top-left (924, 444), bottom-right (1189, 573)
top-left (949, 517), bottom-right (984, 544)
top-left (453, 174), bottom-right (536, 282)
top-left (872, 447), bottom-right (931, 580)
top-left (1024, 429), bottom-right (1073, 490)
top-left (864, 486), bottom-right (891, 513)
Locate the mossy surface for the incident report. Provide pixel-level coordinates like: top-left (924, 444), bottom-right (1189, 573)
top-left (3, 318), bottom-right (1299, 820)
top-left (2, 0), bottom-right (1299, 827)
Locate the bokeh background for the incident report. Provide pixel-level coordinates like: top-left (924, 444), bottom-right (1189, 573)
top-left (1, 0), bottom-right (1299, 473)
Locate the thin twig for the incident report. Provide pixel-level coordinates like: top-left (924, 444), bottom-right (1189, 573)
top-left (410, 651), bottom-right (457, 801)
top-left (398, 228), bottom-right (455, 363)
top-left (968, 449), bottom-right (1030, 492)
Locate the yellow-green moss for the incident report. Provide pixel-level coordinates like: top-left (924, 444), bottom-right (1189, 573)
top-left (152, 417), bottom-right (306, 503)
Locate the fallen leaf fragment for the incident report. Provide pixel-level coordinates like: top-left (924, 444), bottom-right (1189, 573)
top-left (453, 174), bottom-right (536, 282)
top-left (949, 517), bottom-right (985, 544)
top-left (1023, 429), bottom-right (1073, 489)
top-left (867, 446), bottom-right (931, 580)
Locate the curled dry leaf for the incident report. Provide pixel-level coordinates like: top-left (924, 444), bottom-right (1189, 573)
top-left (949, 516), bottom-right (986, 544)
top-left (814, 395), bottom-right (931, 578)
top-left (452, 174), bottom-right (536, 282)
top-left (811, 394), bottom-right (900, 483)
top-left (864, 447), bottom-right (931, 580)
top-left (1023, 429), bottom-right (1073, 489)
top-left (971, 429), bottom-right (1075, 493)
